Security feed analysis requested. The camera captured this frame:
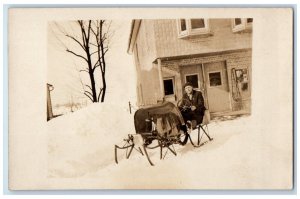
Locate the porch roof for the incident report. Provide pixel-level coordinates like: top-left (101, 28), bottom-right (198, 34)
top-left (152, 48), bottom-right (251, 64)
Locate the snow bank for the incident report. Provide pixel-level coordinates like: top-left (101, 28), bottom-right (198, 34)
top-left (47, 105), bottom-right (292, 189)
top-left (47, 102), bottom-right (135, 178)
top-left (90, 116), bottom-right (291, 189)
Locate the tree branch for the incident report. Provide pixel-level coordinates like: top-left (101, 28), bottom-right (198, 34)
top-left (66, 49), bottom-right (88, 62)
top-left (87, 20), bottom-right (92, 41)
top-left (90, 25), bottom-right (98, 38)
top-left (85, 84), bottom-right (93, 91)
top-left (103, 48), bottom-right (109, 56)
top-left (84, 92), bottom-right (94, 102)
top-left (84, 90), bottom-right (93, 98)
top-left (90, 51), bottom-right (98, 56)
top-left (78, 20), bottom-right (88, 48)
top-left (92, 60), bottom-right (99, 69)
top-left (101, 36), bottom-right (107, 43)
top-left (92, 65), bottom-right (100, 72)
top-left (89, 43), bottom-right (98, 47)
top-left (65, 34), bottom-right (85, 50)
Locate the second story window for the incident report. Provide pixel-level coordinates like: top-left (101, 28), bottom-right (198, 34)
top-left (191, 19), bottom-right (205, 29)
top-left (177, 18), bottom-right (210, 38)
top-left (232, 18), bottom-right (253, 33)
top-left (180, 19), bottom-right (187, 31)
top-left (247, 18), bottom-right (253, 23)
top-left (234, 18), bottom-right (242, 26)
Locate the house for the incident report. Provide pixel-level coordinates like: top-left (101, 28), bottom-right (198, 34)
top-left (127, 18), bottom-right (252, 117)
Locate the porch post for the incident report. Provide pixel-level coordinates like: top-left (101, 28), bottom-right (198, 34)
top-left (201, 63), bottom-right (209, 110)
top-left (157, 58), bottom-right (165, 101)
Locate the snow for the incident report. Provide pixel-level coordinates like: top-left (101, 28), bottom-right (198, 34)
top-left (48, 102), bottom-right (135, 178)
top-left (47, 103), bottom-right (292, 189)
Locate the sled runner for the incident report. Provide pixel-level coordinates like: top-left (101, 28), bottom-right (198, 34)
top-left (114, 102), bottom-right (213, 166)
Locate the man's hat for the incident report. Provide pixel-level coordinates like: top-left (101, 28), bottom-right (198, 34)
top-left (183, 82), bottom-right (193, 88)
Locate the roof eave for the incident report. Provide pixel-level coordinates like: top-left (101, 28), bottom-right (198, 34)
top-left (127, 19), bottom-right (141, 54)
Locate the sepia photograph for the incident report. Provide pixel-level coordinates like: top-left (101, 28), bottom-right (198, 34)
top-left (8, 7), bottom-right (293, 191)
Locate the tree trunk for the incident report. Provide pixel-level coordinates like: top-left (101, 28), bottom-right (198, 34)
top-left (99, 25), bottom-right (107, 103)
top-left (100, 71), bottom-right (106, 102)
top-left (86, 51), bottom-right (97, 102)
top-left (89, 69), bottom-right (97, 102)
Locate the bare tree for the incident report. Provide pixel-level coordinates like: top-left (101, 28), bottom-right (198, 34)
top-left (54, 20), bottom-right (112, 103)
top-left (90, 20), bottom-right (111, 102)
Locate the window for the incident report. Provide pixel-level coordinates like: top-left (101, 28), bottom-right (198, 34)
top-left (163, 78), bottom-right (175, 96)
top-left (185, 74), bottom-right (199, 89)
top-left (208, 72), bottom-right (222, 87)
top-left (180, 19), bottom-right (187, 31)
top-left (232, 18), bottom-right (253, 32)
top-left (234, 18), bottom-right (242, 26)
top-left (191, 19), bottom-right (205, 29)
top-left (177, 19), bottom-right (210, 38)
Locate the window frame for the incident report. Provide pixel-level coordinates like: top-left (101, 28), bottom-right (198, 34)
top-left (232, 18), bottom-right (253, 33)
top-left (188, 19), bottom-right (210, 35)
top-left (245, 18), bottom-right (253, 29)
top-left (178, 19), bottom-right (188, 37)
top-left (208, 70), bottom-right (223, 88)
top-left (184, 73), bottom-right (200, 90)
top-left (163, 77), bottom-right (175, 96)
top-left (177, 18), bottom-right (210, 38)
top-left (179, 19), bottom-right (188, 31)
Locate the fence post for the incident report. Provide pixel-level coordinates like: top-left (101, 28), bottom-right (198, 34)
top-left (128, 101), bottom-right (132, 114)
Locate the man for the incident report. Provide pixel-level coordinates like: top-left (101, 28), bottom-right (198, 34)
top-left (179, 82), bottom-right (206, 126)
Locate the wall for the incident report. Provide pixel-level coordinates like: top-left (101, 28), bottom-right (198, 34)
top-left (133, 20), bottom-right (161, 106)
top-left (154, 19), bottom-right (252, 58)
top-left (161, 49), bottom-right (252, 113)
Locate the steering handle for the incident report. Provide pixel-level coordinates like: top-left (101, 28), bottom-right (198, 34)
top-left (177, 98), bottom-right (192, 112)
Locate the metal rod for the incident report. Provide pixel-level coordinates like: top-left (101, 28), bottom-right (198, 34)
top-left (200, 125), bottom-right (213, 141)
top-left (143, 145), bottom-right (155, 166)
top-left (126, 145), bottom-right (134, 159)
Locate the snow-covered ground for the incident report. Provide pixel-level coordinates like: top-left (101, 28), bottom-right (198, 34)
top-left (52, 103), bottom-right (90, 116)
top-left (47, 103), bottom-right (292, 189)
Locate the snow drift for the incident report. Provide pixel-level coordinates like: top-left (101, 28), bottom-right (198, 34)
top-left (47, 103), bottom-right (292, 189)
top-left (47, 102), bottom-right (135, 178)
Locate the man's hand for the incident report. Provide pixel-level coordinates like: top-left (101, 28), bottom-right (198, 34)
top-left (191, 106), bottom-right (196, 111)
